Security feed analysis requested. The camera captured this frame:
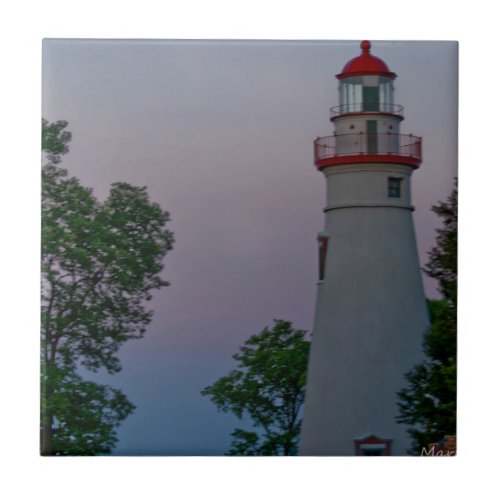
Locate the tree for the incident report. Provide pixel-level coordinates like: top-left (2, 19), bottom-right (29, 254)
top-left (201, 320), bottom-right (310, 455)
top-left (42, 118), bottom-right (72, 164)
top-left (41, 119), bottom-right (174, 455)
top-left (41, 365), bottom-right (135, 455)
top-left (396, 183), bottom-right (457, 454)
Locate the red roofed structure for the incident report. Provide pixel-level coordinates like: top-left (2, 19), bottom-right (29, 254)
top-left (337, 40), bottom-right (396, 79)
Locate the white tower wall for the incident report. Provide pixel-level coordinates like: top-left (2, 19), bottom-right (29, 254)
top-left (299, 163), bottom-right (429, 456)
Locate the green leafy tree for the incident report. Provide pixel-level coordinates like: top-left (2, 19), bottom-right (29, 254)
top-left (201, 320), bottom-right (310, 455)
top-left (41, 119), bottom-right (174, 455)
top-left (397, 184), bottom-right (457, 454)
top-left (41, 365), bottom-right (135, 455)
top-left (42, 118), bottom-right (72, 164)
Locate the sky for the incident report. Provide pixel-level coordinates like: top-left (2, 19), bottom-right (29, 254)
top-left (42, 39), bottom-right (457, 455)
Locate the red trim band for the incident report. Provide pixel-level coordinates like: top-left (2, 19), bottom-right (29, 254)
top-left (315, 154), bottom-right (421, 170)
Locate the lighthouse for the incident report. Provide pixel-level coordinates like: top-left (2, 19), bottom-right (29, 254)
top-left (299, 41), bottom-right (429, 456)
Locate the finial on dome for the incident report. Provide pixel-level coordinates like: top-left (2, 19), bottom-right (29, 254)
top-left (360, 40), bottom-right (371, 54)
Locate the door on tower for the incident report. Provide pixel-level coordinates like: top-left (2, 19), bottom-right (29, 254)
top-left (367, 120), bottom-right (378, 153)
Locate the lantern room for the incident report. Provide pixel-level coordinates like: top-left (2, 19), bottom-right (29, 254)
top-left (337, 75), bottom-right (395, 114)
top-left (333, 40), bottom-right (398, 117)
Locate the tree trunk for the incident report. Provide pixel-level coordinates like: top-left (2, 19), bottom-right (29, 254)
top-left (40, 417), bottom-right (53, 456)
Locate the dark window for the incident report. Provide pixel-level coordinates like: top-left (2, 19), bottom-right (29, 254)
top-left (362, 448), bottom-right (384, 456)
top-left (318, 234), bottom-right (329, 281)
top-left (388, 177), bottom-right (402, 198)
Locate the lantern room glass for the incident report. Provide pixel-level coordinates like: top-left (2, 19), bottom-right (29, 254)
top-left (338, 76), bottom-right (394, 113)
top-left (378, 77), bottom-right (394, 113)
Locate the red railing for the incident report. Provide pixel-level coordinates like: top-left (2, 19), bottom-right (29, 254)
top-left (330, 103), bottom-right (404, 118)
top-left (314, 132), bottom-right (422, 164)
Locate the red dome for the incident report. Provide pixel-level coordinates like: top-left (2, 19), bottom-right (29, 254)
top-left (336, 41), bottom-right (396, 79)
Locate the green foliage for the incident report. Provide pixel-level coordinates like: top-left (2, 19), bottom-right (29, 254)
top-left (397, 183), bottom-right (457, 454)
top-left (42, 118), bottom-right (72, 164)
top-left (201, 320), bottom-right (310, 455)
top-left (41, 365), bottom-right (135, 455)
top-left (41, 119), bottom-right (174, 455)
top-left (426, 186), bottom-right (458, 308)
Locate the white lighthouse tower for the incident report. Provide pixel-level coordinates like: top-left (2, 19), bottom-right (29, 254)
top-left (299, 41), bottom-right (429, 456)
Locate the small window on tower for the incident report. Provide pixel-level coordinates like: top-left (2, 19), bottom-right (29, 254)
top-left (317, 233), bottom-right (329, 281)
top-left (388, 177), bottom-right (402, 198)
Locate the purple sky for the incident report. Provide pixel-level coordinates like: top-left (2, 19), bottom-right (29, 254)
top-left (42, 39), bottom-right (457, 455)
